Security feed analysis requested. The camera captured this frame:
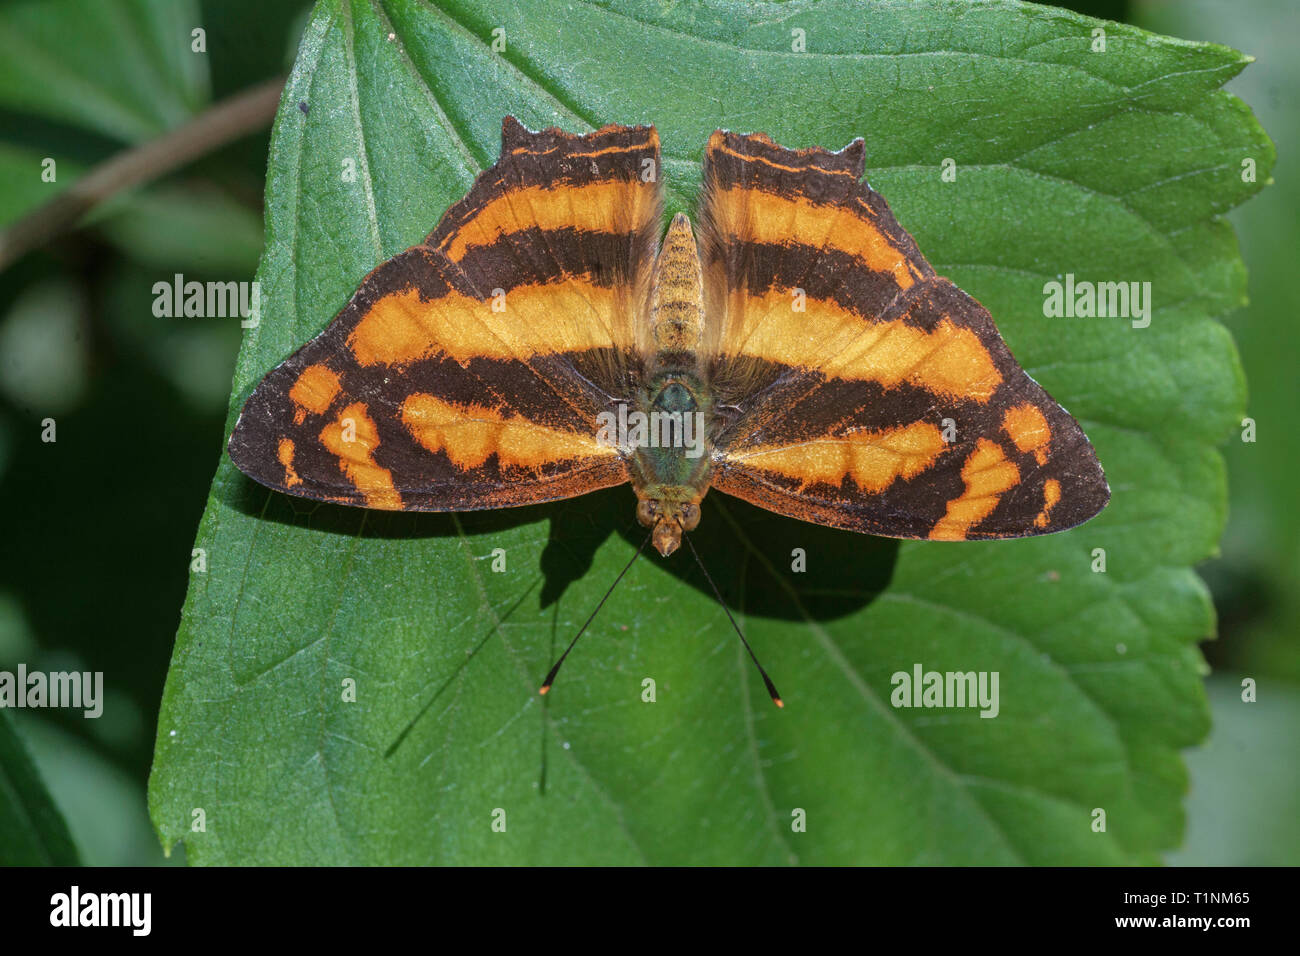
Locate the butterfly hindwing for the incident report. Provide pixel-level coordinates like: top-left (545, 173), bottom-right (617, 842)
top-left (700, 131), bottom-right (1109, 540)
top-left (228, 117), bottom-right (663, 511)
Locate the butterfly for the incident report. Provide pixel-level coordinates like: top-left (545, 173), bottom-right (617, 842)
top-left (228, 116), bottom-right (1109, 703)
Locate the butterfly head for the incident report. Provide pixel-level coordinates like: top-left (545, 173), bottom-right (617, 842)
top-left (636, 494), bottom-right (701, 558)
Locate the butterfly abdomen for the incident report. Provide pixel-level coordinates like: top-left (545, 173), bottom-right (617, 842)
top-left (648, 212), bottom-right (705, 373)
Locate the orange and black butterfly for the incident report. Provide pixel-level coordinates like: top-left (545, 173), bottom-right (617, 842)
top-left (229, 117), bottom-right (1109, 703)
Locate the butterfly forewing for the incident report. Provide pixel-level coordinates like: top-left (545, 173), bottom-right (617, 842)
top-left (228, 117), bottom-right (663, 511)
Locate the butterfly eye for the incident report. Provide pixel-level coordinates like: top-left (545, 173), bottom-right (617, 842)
top-left (679, 503), bottom-right (700, 530)
top-left (636, 499), bottom-right (657, 527)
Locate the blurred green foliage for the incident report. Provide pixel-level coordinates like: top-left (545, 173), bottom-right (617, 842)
top-left (0, 0), bottom-right (1291, 865)
top-left (0, 0), bottom-right (308, 865)
top-left (1133, 0), bottom-right (1300, 866)
top-left (0, 710), bottom-right (79, 864)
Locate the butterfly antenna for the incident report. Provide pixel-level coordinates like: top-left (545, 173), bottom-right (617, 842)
top-left (539, 530), bottom-right (652, 697)
top-left (685, 535), bottom-right (783, 708)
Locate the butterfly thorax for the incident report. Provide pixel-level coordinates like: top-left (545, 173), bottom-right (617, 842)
top-left (632, 212), bottom-right (711, 557)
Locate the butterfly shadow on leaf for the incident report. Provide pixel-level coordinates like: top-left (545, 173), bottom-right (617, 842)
top-left (540, 485), bottom-right (900, 624)
top-left (222, 465), bottom-right (636, 613)
top-left (223, 469), bottom-right (897, 626)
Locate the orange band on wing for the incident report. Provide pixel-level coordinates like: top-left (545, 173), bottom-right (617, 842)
top-left (723, 287), bottom-right (1002, 401)
top-left (439, 180), bottom-right (650, 262)
top-left (1034, 478), bottom-right (1062, 528)
top-left (348, 281), bottom-right (619, 367)
top-left (318, 403), bottom-right (401, 510)
top-left (289, 364), bottom-right (341, 424)
top-left (277, 438), bottom-right (302, 488)
top-left (1002, 403), bottom-right (1052, 465)
top-left (402, 394), bottom-right (618, 470)
top-left (511, 132), bottom-right (656, 161)
top-left (567, 140), bottom-right (657, 160)
top-left (711, 141), bottom-right (860, 179)
top-left (929, 439), bottom-right (1021, 541)
top-left (731, 422), bottom-right (948, 493)
top-left (709, 185), bottom-right (916, 290)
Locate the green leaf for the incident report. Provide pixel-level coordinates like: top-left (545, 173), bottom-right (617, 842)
top-left (149, 0), bottom-right (1272, 864)
top-left (0, 710), bottom-right (81, 865)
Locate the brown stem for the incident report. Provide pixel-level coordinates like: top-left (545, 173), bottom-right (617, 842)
top-left (0, 76), bottom-right (285, 272)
